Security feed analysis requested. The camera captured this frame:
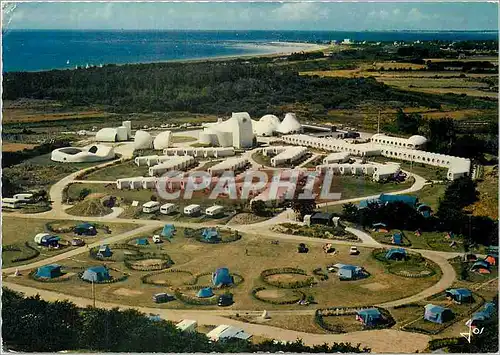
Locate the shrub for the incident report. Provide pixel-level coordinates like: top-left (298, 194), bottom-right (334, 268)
top-left (11, 242), bottom-right (40, 263)
top-left (251, 287), bottom-right (305, 305)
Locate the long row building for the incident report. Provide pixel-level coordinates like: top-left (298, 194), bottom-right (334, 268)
top-left (282, 134), bottom-right (470, 180)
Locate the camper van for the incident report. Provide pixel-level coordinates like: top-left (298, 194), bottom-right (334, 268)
top-left (13, 193), bottom-right (34, 203)
top-left (184, 204), bottom-right (201, 216)
top-left (205, 205), bottom-right (224, 217)
top-left (160, 203), bottom-right (178, 215)
top-left (142, 201), bottom-right (160, 214)
top-left (2, 198), bottom-right (22, 209)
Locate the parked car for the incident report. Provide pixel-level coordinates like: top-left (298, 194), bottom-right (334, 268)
top-left (350, 246), bottom-right (360, 255)
top-left (71, 238), bottom-right (85, 247)
top-left (218, 294), bottom-right (234, 307)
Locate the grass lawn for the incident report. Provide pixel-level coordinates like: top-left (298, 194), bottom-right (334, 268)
top-left (407, 183), bottom-right (448, 212)
top-left (226, 314), bottom-right (328, 334)
top-left (251, 152), bottom-right (272, 167)
top-left (5, 233), bottom-right (441, 310)
top-left (1, 216), bottom-right (139, 268)
top-left (464, 165), bottom-right (498, 220)
top-left (82, 161), bottom-right (149, 181)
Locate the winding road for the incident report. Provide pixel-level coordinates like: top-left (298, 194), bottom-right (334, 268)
top-left (2, 144), bottom-right (462, 353)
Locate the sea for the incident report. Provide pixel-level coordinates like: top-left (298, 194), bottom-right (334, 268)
top-left (2, 29), bottom-right (498, 72)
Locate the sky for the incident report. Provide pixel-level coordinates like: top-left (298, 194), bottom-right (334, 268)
top-left (2, 2), bottom-right (498, 31)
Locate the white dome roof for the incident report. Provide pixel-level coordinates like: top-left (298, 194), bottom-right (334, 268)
top-left (254, 121), bottom-right (275, 136)
top-left (260, 114), bottom-right (281, 129)
top-left (134, 130), bottom-right (153, 149)
top-left (95, 128), bottom-right (118, 142)
top-left (277, 113), bottom-right (302, 134)
top-left (408, 135), bottom-right (428, 146)
top-left (153, 131), bottom-right (172, 150)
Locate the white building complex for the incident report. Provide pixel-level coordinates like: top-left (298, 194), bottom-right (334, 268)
top-left (51, 145), bottom-right (115, 163)
top-left (251, 113), bottom-right (303, 136)
top-left (323, 152), bottom-right (350, 164)
top-left (148, 156), bottom-right (196, 176)
top-left (163, 147), bottom-right (235, 158)
top-left (284, 133), bottom-right (470, 180)
top-left (199, 112), bottom-right (254, 148)
top-left (134, 130), bottom-right (154, 150)
top-left (270, 146), bottom-right (308, 167)
top-left (153, 131), bottom-right (172, 150)
top-left (207, 157), bottom-right (249, 175)
top-left (96, 121), bottom-right (132, 142)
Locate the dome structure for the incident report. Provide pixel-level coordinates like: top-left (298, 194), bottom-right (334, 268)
top-left (199, 112), bottom-right (254, 148)
top-left (277, 113), bottom-right (302, 134)
top-left (96, 128), bottom-right (119, 142)
top-left (260, 114), bottom-right (281, 129)
top-left (153, 131), bottom-right (172, 150)
top-left (134, 130), bottom-right (154, 150)
top-left (408, 135), bottom-right (428, 147)
top-left (51, 145), bottom-right (115, 163)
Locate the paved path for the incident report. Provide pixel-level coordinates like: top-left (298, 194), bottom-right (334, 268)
top-left (3, 282), bottom-right (430, 353)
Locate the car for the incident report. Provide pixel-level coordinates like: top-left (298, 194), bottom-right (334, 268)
top-left (218, 294), bottom-right (234, 307)
top-left (349, 246), bottom-right (360, 255)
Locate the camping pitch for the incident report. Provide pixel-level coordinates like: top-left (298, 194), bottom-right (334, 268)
top-left (385, 248), bottom-right (407, 261)
top-left (74, 223), bottom-right (97, 236)
top-left (202, 228), bottom-right (220, 243)
top-left (161, 224), bottom-right (176, 238)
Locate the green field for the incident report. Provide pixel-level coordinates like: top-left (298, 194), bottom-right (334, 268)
top-left (366, 156), bottom-right (448, 181)
top-left (82, 160), bottom-right (149, 181)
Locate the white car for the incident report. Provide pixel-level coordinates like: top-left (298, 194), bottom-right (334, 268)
top-left (350, 246), bottom-right (360, 255)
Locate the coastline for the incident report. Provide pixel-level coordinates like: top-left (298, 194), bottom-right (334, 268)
top-left (8, 41), bottom-right (330, 73)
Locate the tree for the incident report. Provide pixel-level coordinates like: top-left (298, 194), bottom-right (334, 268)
top-left (342, 202), bottom-right (359, 222)
top-left (292, 199), bottom-right (316, 220)
top-left (250, 200), bottom-right (268, 217)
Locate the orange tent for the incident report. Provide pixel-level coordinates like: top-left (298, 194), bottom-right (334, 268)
top-left (484, 255), bottom-right (496, 266)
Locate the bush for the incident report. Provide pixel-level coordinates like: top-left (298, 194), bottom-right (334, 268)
top-left (11, 242), bottom-right (40, 263)
top-left (251, 287), bottom-right (305, 305)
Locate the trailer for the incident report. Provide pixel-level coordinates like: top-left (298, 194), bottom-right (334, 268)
top-left (142, 201), bottom-right (160, 214)
top-left (184, 204), bottom-right (201, 216)
top-left (160, 203), bottom-right (178, 215)
top-left (205, 205), bottom-right (224, 217)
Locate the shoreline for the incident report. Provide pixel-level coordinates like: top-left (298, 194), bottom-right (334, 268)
top-left (8, 41), bottom-right (330, 73)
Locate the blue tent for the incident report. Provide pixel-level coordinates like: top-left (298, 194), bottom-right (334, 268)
top-left (359, 198), bottom-right (381, 209)
top-left (197, 287), bottom-right (214, 298)
top-left (97, 245), bottom-right (112, 257)
top-left (161, 224), bottom-right (175, 238)
top-left (356, 308), bottom-right (383, 326)
top-left (75, 223), bottom-right (97, 236)
top-left (337, 264), bottom-right (363, 280)
top-left (147, 314), bottom-right (162, 322)
top-left (424, 304), bottom-right (454, 324)
top-left (470, 260), bottom-right (490, 271)
top-left (82, 266), bottom-right (110, 282)
top-left (379, 193), bottom-right (418, 207)
top-left (36, 264), bottom-right (62, 279)
top-left (212, 268), bottom-right (233, 287)
top-left (445, 288), bottom-right (473, 304)
top-left (136, 238), bottom-right (149, 246)
top-left (385, 248), bottom-right (407, 260)
top-left (202, 228), bottom-right (220, 242)
top-left (392, 233), bottom-right (403, 245)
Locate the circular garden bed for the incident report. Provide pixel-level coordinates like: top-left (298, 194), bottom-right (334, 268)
top-left (372, 249), bottom-right (437, 278)
top-left (252, 287), bottom-right (305, 304)
top-left (142, 269), bottom-right (195, 286)
top-left (78, 267), bottom-right (129, 284)
top-left (261, 268), bottom-right (315, 289)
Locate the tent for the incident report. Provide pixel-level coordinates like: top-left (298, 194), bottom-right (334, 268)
top-left (470, 261), bottom-right (490, 273)
top-left (212, 268), bottom-right (234, 287)
top-left (82, 266), bottom-right (111, 282)
top-left (97, 245), bottom-right (112, 257)
top-left (136, 238), bottom-right (149, 246)
top-left (484, 255), bottom-right (497, 266)
top-left (202, 228), bottom-right (220, 242)
top-left (36, 264), bottom-right (62, 279)
top-left (385, 248), bottom-right (407, 261)
top-left (356, 308), bottom-right (383, 326)
top-left (445, 288), bottom-right (473, 304)
top-left (161, 224), bottom-right (176, 238)
top-left (417, 204), bottom-right (432, 218)
top-left (74, 223), bottom-right (97, 236)
top-left (392, 233), bottom-right (403, 245)
top-left (197, 287), bottom-right (214, 298)
top-left (424, 304), bottom-right (454, 324)
top-left (337, 264), bottom-right (363, 280)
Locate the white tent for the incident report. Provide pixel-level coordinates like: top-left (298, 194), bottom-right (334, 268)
top-left (134, 130), bottom-right (154, 150)
top-left (277, 113), bottom-right (302, 134)
top-left (153, 131), bottom-right (172, 150)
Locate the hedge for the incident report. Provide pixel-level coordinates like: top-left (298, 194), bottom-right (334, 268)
top-left (11, 242), bottom-right (40, 263)
top-left (251, 287), bottom-right (305, 305)
top-left (427, 338), bottom-right (465, 351)
top-left (141, 269), bottom-right (195, 286)
top-left (260, 268), bottom-right (315, 289)
top-left (195, 231), bottom-right (242, 244)
top-left (313, 267), bottom-right (329, 281)
top-left (29, 270), bottom-right (72, 283)
top-left (315, 306), bottom-right (395, 333)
